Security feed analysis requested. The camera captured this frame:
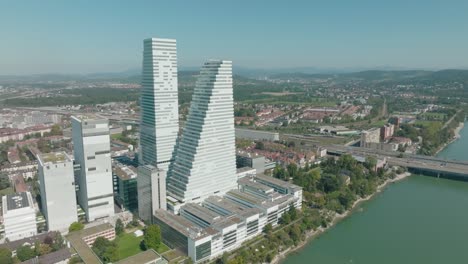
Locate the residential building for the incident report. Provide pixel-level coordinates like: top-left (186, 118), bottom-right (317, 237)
top-left (168, 60), bottom-right (237, 203)
top-left (139, 37), bottom-right (179, 171)
top-left (2, 192), bottom-right (37, 241)
top-left (380, 124), bottom-right (395, 141)
top-left (138, 165), bottom-right (167, 222)
top-left (71, 116), bottom-right (115, 222)
top-left (37, 152), bottom-right (78, 232)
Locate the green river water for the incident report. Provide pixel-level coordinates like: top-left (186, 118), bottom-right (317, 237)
top-left (284, 122), bottom-right (468, 264)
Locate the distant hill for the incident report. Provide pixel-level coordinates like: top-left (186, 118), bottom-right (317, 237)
top-left (270, 69), bottom-right (468, 83)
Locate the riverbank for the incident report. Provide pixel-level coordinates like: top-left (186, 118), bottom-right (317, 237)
top-left (435, 122), bottom-right (464, 155)
top-left (272, 172), bottom-right (411, 264)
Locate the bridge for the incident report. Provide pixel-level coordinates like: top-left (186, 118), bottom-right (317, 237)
top-left (327, 145), bottom-right (468, 180)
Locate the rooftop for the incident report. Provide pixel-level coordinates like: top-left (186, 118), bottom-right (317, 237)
top-left (254, 174), bottom-right (301, 191)
top-left (67, 223), bottom-right (114, 264)
top-left (37, 151), bottom-right (71, 164)
top-left (115, 249), bottom-right (164, 264)
top-left (181, 203), bottom-right (222, 225)
top-left (113, 163), bottom-right (137, 180)
top-left (154, 209), bottom-right (216, 240)
top-left (4, 192), bottom-right (33, 211)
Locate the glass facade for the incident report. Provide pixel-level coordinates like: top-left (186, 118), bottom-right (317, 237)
top-left (196, 241), bottom-right (211, 261)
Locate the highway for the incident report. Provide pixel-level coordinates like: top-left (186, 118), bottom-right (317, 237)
top-left (327, 145), bottom-right (468, 177)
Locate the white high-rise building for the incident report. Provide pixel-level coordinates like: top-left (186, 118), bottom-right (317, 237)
top-left (2, 192), bottom-right (37, 241)
top-left (168, 60), bottom-right (237, 203)
top-left (72, 116), bottom-right (115, 222)
top-left (38, 152), bottom-right (77, 231)
top-left (139, 38), bottom-right (179, 171)
top-left (137, 165), bottom-right (167, 222)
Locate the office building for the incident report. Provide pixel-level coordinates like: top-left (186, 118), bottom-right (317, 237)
top-left (139, 38), bottom-right (179, 171)
top-left (360, 127), bottom-right (381, 147)
top-left (113, 162), bottom-right (138, 213)
top-left (168, 60), bottom-right (237, 203)
top-left (71, 116), bottom-right (114, 222)
top-left (236, 151), bottom-right (265, 174)
top-left (37, 152), bottom-right (77, 231)
top-left (138, 165), bottom-right (167, 222)
top-left (154, 174), bottom-right (302, 262)
top-left (2, 192), bottom-right (37, 241)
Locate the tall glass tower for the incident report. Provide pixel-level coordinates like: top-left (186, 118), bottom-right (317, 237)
top-left (168, 60), bottom-right (237, 203)
top-left (139, 38), bottom-right (179, 171)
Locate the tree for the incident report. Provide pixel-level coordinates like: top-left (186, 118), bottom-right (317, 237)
top-left (143, 225), bottom-right (162, 251)
top-left (0, 173), bottom-right (11, 189)
top-left (92, 237), bottom-right (118, 263)
top-left (37, 243), bottom-right (52, 256)
top-left (263, 223), bottom-right (273, 235)
top-left (69, 222), bottom-right (84, 232)
top-left (68, 256), bottom-right (82, 264)
top-left (16, 245), bottom-right (36, 261)
top-left (364, 156), bottom-right (377, 171)
top-left (255, 141), bottom-right (265, 150)
top-left (115, 219), bottom-right (124, 236)
top-left (52, 232), bottom-right (65, 251)
top-left (0, 248), bottom-right (13, 264)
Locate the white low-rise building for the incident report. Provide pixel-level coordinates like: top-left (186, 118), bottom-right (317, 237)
top-left (2, 192), bottom-right (37, 241)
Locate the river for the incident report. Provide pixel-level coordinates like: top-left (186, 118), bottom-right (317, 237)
top-left (284, 121), bottom-right (468, 264)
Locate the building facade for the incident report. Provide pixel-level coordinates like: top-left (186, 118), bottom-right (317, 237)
top-left (38, 152), bottom-right (78, 232)
top-left (360, 127), bottom-right (381, 147)
top-left (2, 192), bottom-right (37, 241)
top-left (154, 174), bottom-right (302, 263)
top-left (168, 60), bottom-right (237, 203)
top-left (113, 162), bottom-right (138, 213)
top-left (71, 116), bottom-right (115, 222)
top-left (137, 165), bottom-right (167, 222)
top-left (139, 38), bottom-right (179, 171)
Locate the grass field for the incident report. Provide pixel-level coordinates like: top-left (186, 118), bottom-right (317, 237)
top-left (419, 112), bottom-right (447, 120)
top-left (414, 120), bottom-right (442, 127)
top-left (0, 187), bottom-right (14, 196)
top-left (116, 233), bottom-right (144, 260)
top-left (115, 232), bottom-right (171, 261)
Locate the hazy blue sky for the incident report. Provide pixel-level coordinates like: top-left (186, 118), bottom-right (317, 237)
top-left (1, 0), bottom-right (468, 74)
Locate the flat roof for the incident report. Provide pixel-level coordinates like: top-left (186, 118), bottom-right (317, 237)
top-left (115, 249), bottom-right (164, 264)
top-left (181, 203), bottom-right (222, 225)
top-left (113, 163), bottom-right (137, 180)
top-left (204, 196), bottom-right (256, 216)
top-left (5, 192), bottom-right (32, 211)
top-left (255, 174), bottom-right (302, 191)
top-left (154, 210), bottom-right (216, 240)
top-left (38, 151), bottom-right (71, 164)
top-left (238, 177), bottom-right (274, 193)
top-left (67, 223), bottom-right (114, 264)
top-left (226, 190), bottom-right (267, 206)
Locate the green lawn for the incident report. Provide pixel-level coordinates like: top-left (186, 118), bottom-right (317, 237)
top-left (115, 232), bottom-right (171, 261)
top-left (414, 120), bottom-right (442, 127)
top-left (0, 187), bottom-right (14, 196)
top-left (116, 233), bottom-right (144, 260)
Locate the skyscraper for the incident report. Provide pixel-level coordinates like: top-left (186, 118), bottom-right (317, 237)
top-left (137, 165), bottom-right (167, 222)
top-left (139, 38), bottom-right (179, 171)
top-left (72, 116), bottom-right (115, 222)
top-left (167, 60), bottom-right (237, 203)
top-left (38, 152), bottom-right (77, 231)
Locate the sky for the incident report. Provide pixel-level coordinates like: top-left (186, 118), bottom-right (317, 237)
top-left (1, 0), bottom-right (468, 75)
